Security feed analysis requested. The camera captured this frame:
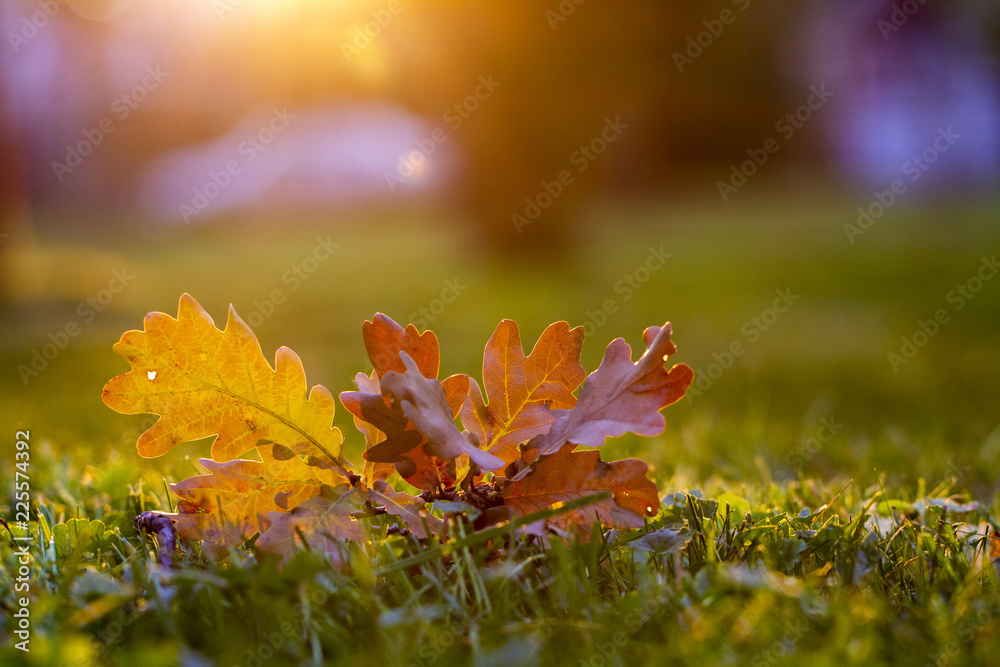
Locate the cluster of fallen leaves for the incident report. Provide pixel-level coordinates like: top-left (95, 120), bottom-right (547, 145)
top-left (102, 294), bottom-right (692, 563)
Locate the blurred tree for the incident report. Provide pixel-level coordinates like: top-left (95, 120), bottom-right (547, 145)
top-left (2, 0), bottom-right (858, 254)
top-left (348, 1), bottom-right (786, 253)
top-left (107, 1), bottom-right (789, 253)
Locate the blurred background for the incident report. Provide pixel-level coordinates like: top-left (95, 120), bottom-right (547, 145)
top-left (1, 0), bottom-right (999, 498)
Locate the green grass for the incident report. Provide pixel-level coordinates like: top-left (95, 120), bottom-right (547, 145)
top-left (3, 452), bottom-right (1000, 666)
top-left (2, 193), bottom-right (1000, 665)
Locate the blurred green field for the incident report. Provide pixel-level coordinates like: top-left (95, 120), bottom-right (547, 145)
top-left (3, 194), bottom-right (999, 492)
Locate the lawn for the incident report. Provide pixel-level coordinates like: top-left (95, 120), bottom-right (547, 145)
top-left (2, 192), bottom-right (1000, 665)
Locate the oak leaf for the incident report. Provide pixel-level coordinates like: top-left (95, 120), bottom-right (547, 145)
top-left (256, 484), bottom-right (368, 562)
top-left (380, 352), bottom-right (505, 471)
top-left (363, 313), bottom-right (440, 378)
top-left (503, 444), bottom-right (659, 537)
top-left (345, 371), bottom-right (396, 486)
top-left (389, 374), bottom-right (470, 488)
top-left (102, 294), bottom-right (348, 472)
top-left (167, 448), bottom-right (345, 557)
top-left (340, 380), bottom-right (422, 465)
top-left (460, 320), bottom-right (585, 467)
top-left (390, 443), bottom-right (459, 490)
top-left (341, 374), bottom-right (460, 490)
top-left (342, 316), bottom-right (474, 489)
top-left (368, 479), bottom-right (445, 539)
top-left (522, 323), bottom-right (693, 461)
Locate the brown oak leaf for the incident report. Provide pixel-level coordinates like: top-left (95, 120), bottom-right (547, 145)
top-left (368, 479), bottom-right (445, 539)
top-left (341, 375), bottom-right (461, 490)
top-left (380, 352), bottom-right (505, 471)
top-left (342, 316), bottom-right (475, 489)
top-left (503, 444), bottom-right (659, 537)
top-left (340, 382), bottom-right (422, 465)
top-left (256, 484), bottom-right (367, 563)
top-left (522, 323), bottom-right (693, 461)
top-left (345, 371), bottom-right (396, 486)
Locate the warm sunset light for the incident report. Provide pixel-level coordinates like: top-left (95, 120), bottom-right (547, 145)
top-left (2, 1), bottom-right (999, 665)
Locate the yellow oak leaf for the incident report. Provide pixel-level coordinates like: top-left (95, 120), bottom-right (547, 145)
top-left (102, 294), bottom-right (349, 473)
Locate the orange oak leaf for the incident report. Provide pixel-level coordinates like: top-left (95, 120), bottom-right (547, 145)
top-left (380, 352), bottom-right (505, 471)
top-left (363, 313), bottom-right (439, 378)
top-left (440, 373), bottom-right (472, 416)
top-left (460, 320), bottom-right (585, 467)
top-left (522, 323), bottom-right (693, 461)
top-left (256, 484), bottom-right (368, 563)
top-left (168, 449), bottom-right (345, 557)
top-left (343, 316), bottom-right (475, 489)
top-left (503, 444), bottom-right (659, 537)
top-left (102, 294), bottom-right (348, 473)
top-left (369, 479), bottom-right (445, 539)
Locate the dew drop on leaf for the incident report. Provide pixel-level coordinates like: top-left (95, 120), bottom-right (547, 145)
top-left (147, 371), bottom-right (157, 381)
